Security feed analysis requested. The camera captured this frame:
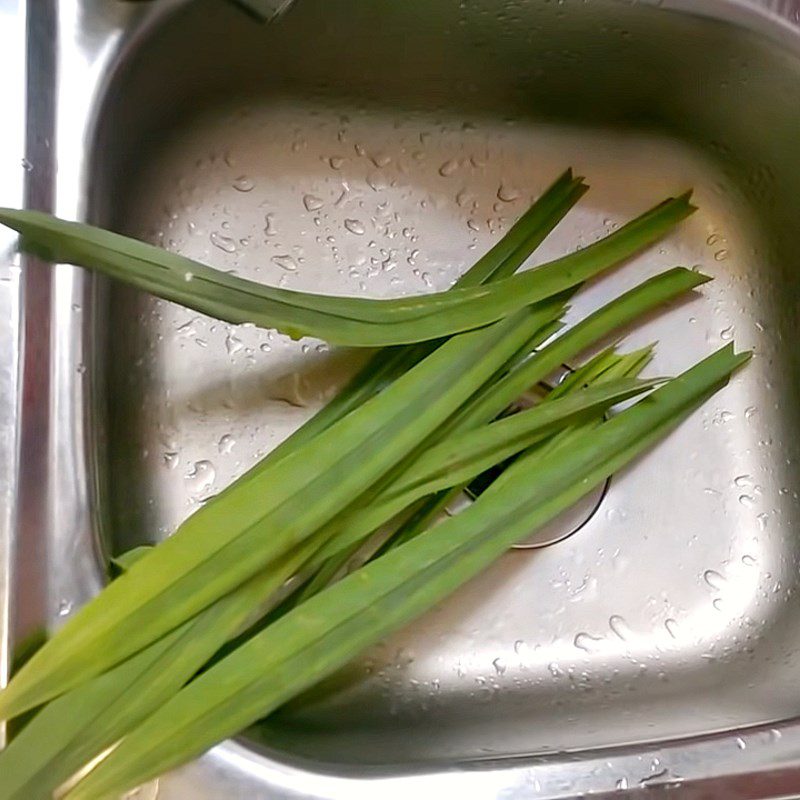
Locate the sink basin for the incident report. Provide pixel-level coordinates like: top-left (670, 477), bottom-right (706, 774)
top-left (5, 0), bottom-right (800, 797)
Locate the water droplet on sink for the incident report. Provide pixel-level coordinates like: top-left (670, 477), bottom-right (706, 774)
top-left (263, 213), bottom-right (277, 236)
top-left (738, 494), bottom-right (756, 509)
top-left (513, 639), bottom-right (525, 655)
top-left (720, 325), bottom-right (735, 340)
top-left (344, 218), bottom-right (366, 235)
top-left (175, 317), bottom-right (200, 338)
top-left (210, 231), bottom-right (236, 253)
top-left (706, 233), bottom-right (722, 245)
top-left (218, 433), bottom-right (235, 454)
top-left (703, 569), bottom-right (726, 590)
top-left (370, 152), bottom-right (392, 168)
top-left (225, 331), bottom-right (243, 355)
top-left (713, 597), bottom-right (725, 611)
top-left (163, 451), bottom-right (180, 470)
top-left (492, 657), bottom-right (507, 675)
top-left (303, 194), bottom-right (324, 211)
top-left (745, 406), bottom-right (757, 420)
top-left (712, 409), bottom-right (734, 425)
top-left (232, 175), bottom-right (254, 192)
top-left (366, 172), bottom-right (388, 192)
top-left (497, 183), bottom-right (521, 202)
top-left (21, 157), bottom-right (32, 171)
top-left (734, 474), bottom-right (752, 487)
top-left (573, 632), bottom-right (603, 653)
top-left (742, 554), bottom-right (757, 566)
top-left (58, 598), bottom-right (73, 617)
top-left (122, 780), bottom-right (159, 800)
top-left (665, 618), bottom-right (679, 639)
top-left (609, 615), bottom-right (631, 641)
top-left (438, 158), bottom-right (460, 177)
top-left (548, 661), bottom-right (562, 677)
top-left (456, 188), bottom-right (477, 209)
top-left (735, 736), bottom-right (747, 750)
top-left (328, 156), bottom-right (346, 169)
top-left (470, 152), bottom-right (487, 168)
top-left (272, 254), bottom-right (298, 272)
top-left (605, 507), bottom-right (627, 523)
top-left (714, 248), bottom-right (729, 261)
top-left (186, 460), bottom-right (216, 497)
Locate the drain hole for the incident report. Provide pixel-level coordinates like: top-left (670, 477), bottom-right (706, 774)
top-left (461, 463), bottom-right (609, 550)
top-left (510, 478), bottom-right (609, 549)
top-left (457, 364), bottom-right (611, 550)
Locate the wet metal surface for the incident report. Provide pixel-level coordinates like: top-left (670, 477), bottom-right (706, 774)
top-left (4, 0), bottom-right (800, 796)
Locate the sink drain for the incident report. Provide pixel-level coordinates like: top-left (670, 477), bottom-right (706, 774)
top-left (454, 470), bottom-right (609, 550)
top-left (509, 478), bottom-right (609, 549)
top-left (450, 364), bottom-right (610, 550)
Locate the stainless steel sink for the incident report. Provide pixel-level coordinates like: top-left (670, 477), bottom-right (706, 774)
top-left (4, 0), bottom-right (800, 797)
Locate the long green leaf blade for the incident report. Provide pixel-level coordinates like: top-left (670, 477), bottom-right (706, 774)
top-left (381, 266), bottom-right (708, 546)
top-left (64, 346), bottom-right (749, 800)
top-left (0, 193), bottom-right (693, 346)
top-left (309, 375), bottom-right (663, 565)
top-left (0, 172), bottom-right (586, 787)
top-left (264, 168), bottom-right (588, 460)
top-left (0, 302), bottom-right (563, 719)
top-left (0, 539), bottom-right (323, 800)
top-left (452, 169), bottom-right (587, 288)
top-left (446, 266), bottom-right (709, 435)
